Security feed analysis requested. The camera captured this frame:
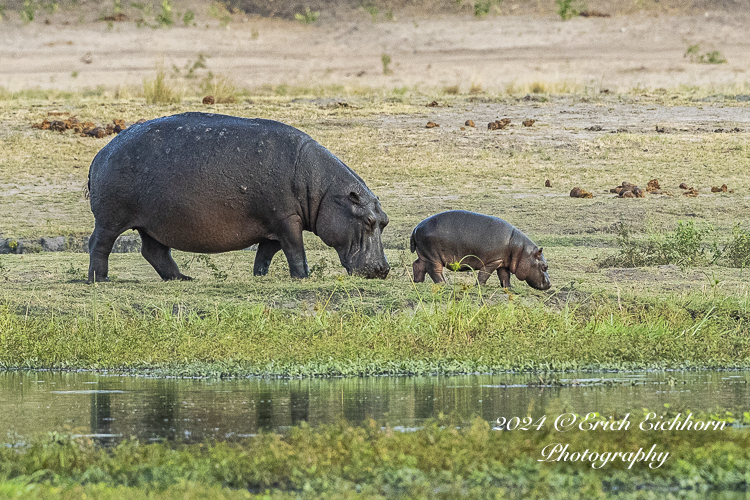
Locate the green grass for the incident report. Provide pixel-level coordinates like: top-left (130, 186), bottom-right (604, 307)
top-left (1, 410), bottom-right (750, 499)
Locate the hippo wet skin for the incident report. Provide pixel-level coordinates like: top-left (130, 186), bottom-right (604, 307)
top-left (410, 210), bottom-right (551, 289)
top-left (87, 112), bottom-right (390, 282)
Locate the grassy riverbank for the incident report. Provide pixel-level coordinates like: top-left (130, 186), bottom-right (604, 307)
top-left (1, 276), bottom-right (748, 376)
top-left (1, 410), bottom-right (748, 499)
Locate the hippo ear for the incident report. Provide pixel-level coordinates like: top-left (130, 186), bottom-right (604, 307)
top-left (538, 247), bottom-right (543, 255)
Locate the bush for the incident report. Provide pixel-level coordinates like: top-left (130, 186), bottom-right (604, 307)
top-left (143, 67), bottom-right (182, 104)
top-left (721, 223), bottom-right (750, 268)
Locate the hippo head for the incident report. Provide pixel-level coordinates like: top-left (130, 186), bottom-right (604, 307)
top-left (514, 246), bottom-right (551, 290)
top-left (316, 190), bottom-right (390, 279)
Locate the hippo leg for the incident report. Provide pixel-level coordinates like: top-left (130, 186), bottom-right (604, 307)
top-left (87, 224), bottom-right (122, 283)
top-left (278, 217), bottom-right (310, 278)
top-left (476, 264), bottom-right (501, 285)
top-left (497, 267), bottom-right (511, 288)
top-left (253, 239), bottom-right (282, 276)
top-left (425, 263), bottom-right (446, 284)
top-left (138, 230), bottom-right (192, 281)
top-left (412, 258), bottom-right (427, 283)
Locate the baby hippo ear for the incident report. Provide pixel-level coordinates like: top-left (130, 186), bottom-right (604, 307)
top-left (537, 247), bottom-right (543, 256)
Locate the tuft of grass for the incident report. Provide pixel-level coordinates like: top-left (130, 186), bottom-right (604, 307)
top-left (20, 0), bottom-right (36, 23)
top-left (199, 72), bottom-right (240, 103)
top-left (294, 7), bottom-right (319, 25)
top-left (182, 9), bottom-right (195, 26)
top-left (155, 0), bottom-right (174, 27)
top-left (362, 3), bottom-right (378, 21)
top-left (443, 84), bottom-right (460, 95)
top-left (720, 223), bottom-right (750, 268)
top-left (381, 53), bottom-right (393, 75)
top-left (208, 1), bottom-right (231, 27)
top-left (473, 0), bottom-right (500, 17)
top-left (556, 0), bottom-right (588, 20)
top-left (685, 44), bottom-right (727, 64)
top-left (143, 67), bottom-right (182, 104)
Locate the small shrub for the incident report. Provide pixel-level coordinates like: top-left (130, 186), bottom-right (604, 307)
top-left (556, 0), bottom-right (584, 20)
top-left (473, 0), bottom-right (499, 17)
top-left (381, 54), bottom-right (392, 75)
top-left (197, 255), bottom-right (228, 280)
top-left (722, 224), bottom-right (750, 268)
top-left (685, 44), bottom-right (727, 64)
top-left (599, 221), bottom-right (714, 268)
top-left (182, 10), bottom-right (195, 26)
top-left (143, 67), bottom-right (181, 104)
top-left (155, 0), bottom-right (174, 27)
top-left (208, 1), bottom-right (231, 27)
top-left (362, 3), bottom-right (378, 21)
top-left (295, 7), bottom-right (319, 24)
top-left (20, 0), bottom-right (35, 24)
top-left (469, 81), bottom-right (482, 94)
top-left (443, 85), bottom-right (460, 95)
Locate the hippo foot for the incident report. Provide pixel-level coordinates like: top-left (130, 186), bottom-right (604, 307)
top-left (164, 274), bottom-right (193, 281)
top-left (87, 276), bottom-right (111, 284)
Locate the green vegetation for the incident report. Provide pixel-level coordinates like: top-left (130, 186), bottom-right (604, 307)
top-left (208, 1), bottom-right (232, 27)
top-left (1, 410), bottom-right (749, 498)
top-left (556, 0), bottom-right (584, 20)
top-left (599, 222), bottom-right (750, 269)
top-left (182, 9), bottom-right (194, 26)
top-left (685, 44), bottom-right (727, 64)
top-left (473, 0), bottom-right (500, 17)
top-left (20, 0), bottom-right (35, 23)
top-left (143, 67), bottom-right (182, 104)
top-left (381, 53), bottom-right (392, 75)
top-left (294, 7), bottom-right (319, 25)
top-left (155, 0), bottom-right (174, 28)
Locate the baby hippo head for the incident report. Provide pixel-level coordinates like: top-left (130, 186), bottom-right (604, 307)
top-left (515, 246), bottom-right (551, 290)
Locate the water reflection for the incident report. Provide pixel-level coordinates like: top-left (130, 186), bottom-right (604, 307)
top-left (1, 370), bottom-right (748, 444)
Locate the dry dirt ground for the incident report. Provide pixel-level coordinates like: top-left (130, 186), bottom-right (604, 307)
top-left (2, 9), bottom-right (750, 92)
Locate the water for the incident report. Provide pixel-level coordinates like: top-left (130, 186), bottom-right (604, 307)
top-left (2, 370), bottom-right (749, 444)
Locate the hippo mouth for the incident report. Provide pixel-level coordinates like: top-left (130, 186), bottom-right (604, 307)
top-left (530, 272), bottom-right (552, 291)
top-left (344, 262), bottom-right (390, 279)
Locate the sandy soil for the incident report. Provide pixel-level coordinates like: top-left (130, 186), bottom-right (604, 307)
top-left (2, 11), bottom-right (750, 92)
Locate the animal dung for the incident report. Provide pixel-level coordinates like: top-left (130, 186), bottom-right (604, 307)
top-left (679, 182), bottom-right (689, 190)
top-left (570, 187), bottom-right (593, 198)
top-left (545, 179), bottom-right (552, 188)
top-left (202, 95), bottom-right (215, 105)
top-left (31, 116), bottom-right (130, 138)
top-left (522, 119), bottom-right (536, 127)
top-left (711, 184), bottom-right (729, 193)
top-left (488, 118), bottom-right (511, 130)
top-left (426, 121), bottom-right (440, 128)
top-left (683, 187), bottom-right (699, 197)
top-left (465, 119), bottom-right (475, 127)
top-left (609, 180), bottom-right (670, 198)
top-left (426, 101), bottom-right (439, 107)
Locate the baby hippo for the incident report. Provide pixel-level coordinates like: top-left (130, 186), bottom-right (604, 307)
top-left (410, 210), bottom-right (551, 289)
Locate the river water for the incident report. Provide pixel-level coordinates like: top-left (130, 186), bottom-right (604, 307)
top-left (2, 370), bottom-right (748, 444)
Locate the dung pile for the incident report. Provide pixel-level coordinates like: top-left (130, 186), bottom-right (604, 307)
top-left (570, 187), bottom-right (593, 198)
top-left (32, 113), bottom-right (139, 138)
top-left (608, 179), bottom-right (672, 198)
top-left (488, 118), bottom-right (511, 130)
top-left (710, 184), bottom-right (734, 193)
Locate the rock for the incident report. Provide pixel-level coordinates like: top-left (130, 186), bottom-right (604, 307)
top-left (40, 236), bottom-right (66, 252)
top-left (679, 182), bottom-right (689, 190)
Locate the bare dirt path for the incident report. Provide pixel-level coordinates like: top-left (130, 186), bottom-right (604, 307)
top-left (2, 12), bottom-right (750, 92)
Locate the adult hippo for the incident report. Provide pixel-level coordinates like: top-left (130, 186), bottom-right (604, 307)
top-left (410, 210), bottom-right (550, 289)
top-left (87, 112), bottom-right (390, 282)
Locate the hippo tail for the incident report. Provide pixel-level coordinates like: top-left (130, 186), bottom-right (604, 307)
top-left (84, 170), bottom-right (91, 200)
top-left (410, 228), bottom-right (417, 253)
